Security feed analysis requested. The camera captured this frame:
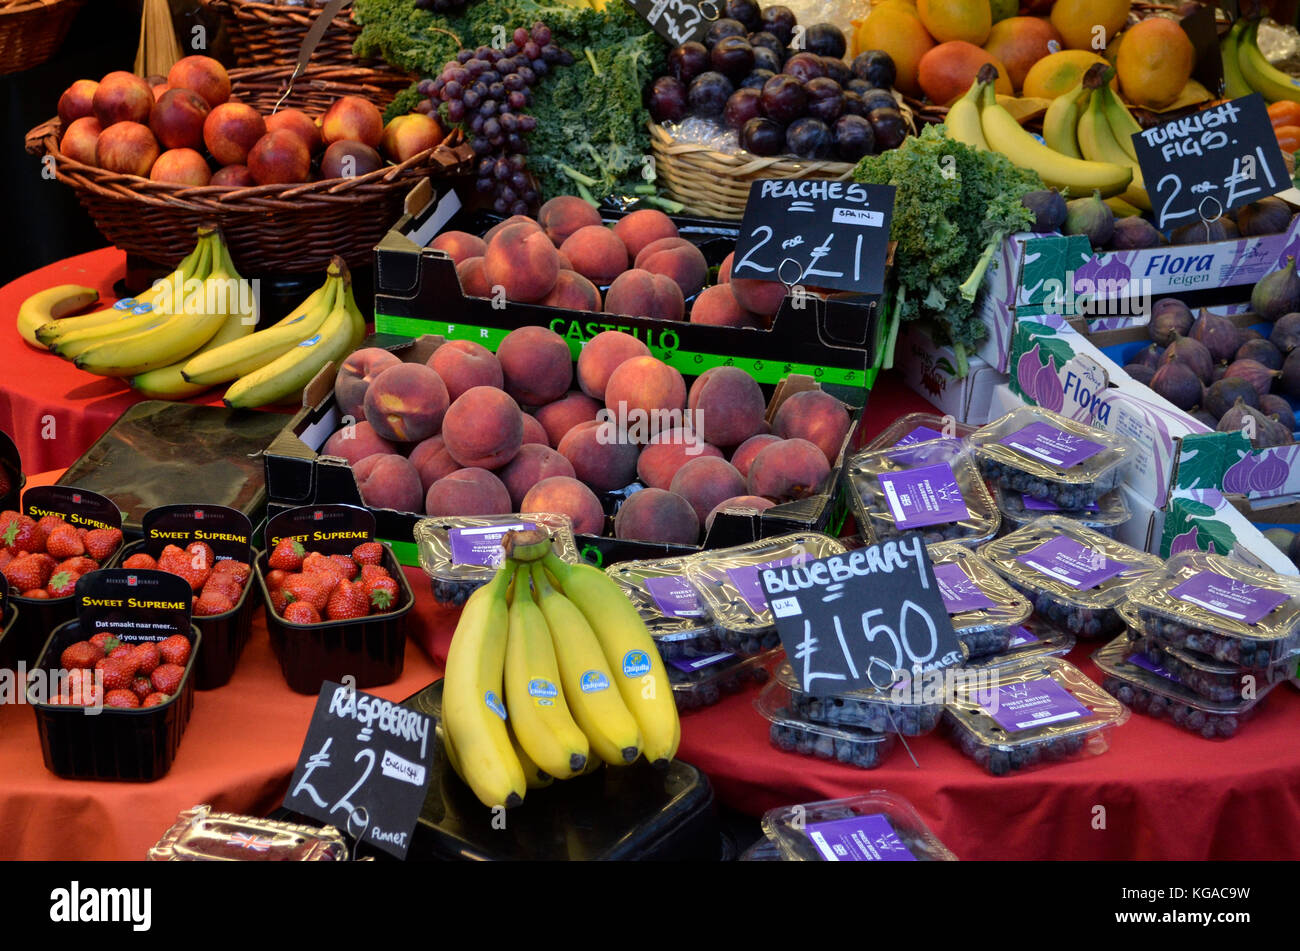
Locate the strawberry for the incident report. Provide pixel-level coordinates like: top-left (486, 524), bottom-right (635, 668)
top-left (100, 653), bottom-right (141, 691)
top-left (84, 528), bottom-right (123, 563)
top-left (185, 541), bottom-right (214, 572)
top-left (60, 640), bottom-right (104, 671)
top-left (131, 676), bottom-right (154, 702)
top-left (157, 544), bottom-right (186, 570)
top-left (330, 554), bottom-right (358, 580)
top-left (45, 526), bottom-right (85, 560)
top-left (283, 601), bottom-right (321, 625)
top-left (151, 663), bottom-right (184, 694)
top-left (4, 554), bottom-right (48, 594)
top-left (211, 560), bottom-right (251, 585)
top-left (36, 514), bottom-right (69, 537)
top-left (122, 552), bottom-right (157, 571)
top-left (22, 589), bottom-right (48, 599)
top-left (194, 589), bottom-right (234, 616)
top-left (0, 550), bottom-right (11, 571)
top-left (105, 689), bottom-right (141, 709)
top-left (1, 514), bottom-right (39, 553)
top-left (282, 572), bottom-right (331, 611)
top-left (158, 634), bottom-right (191, 667)
top-left (303, 551), bottom-right (347, 584)
top-left (352, 541), bottom-right (383, 566)
top-left (46, 570), bottom-right (80, 598)
top-left (366, 575), bottom-right (400, 613)
top-left (326, 579), bottom-right (370, 621)
top-left (268, 537), bottom-right (305, 572)
top-left (269, 588), bottom-right (288, 616)
top-left (133, 642), bottom-right (161, 676)
top-left (203, 573), bottom-right (242, 600)
top-left (171, 559), bottom-right (211, 592)
top-left (63, 669), bottom-right (102, 707)
top-left (265, 568), bottom-right (289, 591)
top-left (90, 632), bottom-right (121, 654)
top-left (56, 556), bottom-right (98, 576)
top-left (360, 563), bottom-right (391, 584)
top-left (143, 692), bottom-right (169, 707)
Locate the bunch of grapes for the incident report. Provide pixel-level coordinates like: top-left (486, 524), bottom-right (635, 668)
top-left (415, 23), bottom-right (574, 215)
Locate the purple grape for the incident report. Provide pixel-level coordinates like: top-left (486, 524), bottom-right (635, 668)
top-left (446, 99), bottom-right (466, 122)
top-left (505, 73), bottom-right (525, 91)
top-left (483, 117), bottom-right (501, 138)
top-left (466, 59), bottom-right (487, 76)
top-left (688, 71), bottom-right (734, 118)
top-left (761, 74), bottom-right (806, 124)
top-left (494, 159), bottom-right (510, 179)
top-left (523, 41), bottom-right (540, 59)
top-left (414, 99), bottom-right (434, 115)
top-left (541, 44), bottom-right (563, 64)
top-left (417, 78), bottom-right (436, 96)
top-left (517, 115), bottom-right (536, 132)
top-left (478, 157), bottom-right (494, 177)
top-left (462, 88), bottom-right (480, 109)
top-left (649, 76), bottom-right (689, 123)
top-left (511, 201), bottom-right (529, 216)
top-left (500, 113), bottom-right (518, 132)
top-left (531, 59), bottom-right (548, 77)
top-left (509, 153), bottom-right (525, 170)
top-left (517, 66), bottom-right (535, 85)
top-left (480, 71), bottom-right (500, 85)
top-left (493, 197), bottom-right (510, 214)
top-left (532, 23), bottom-right (552, 45)
top-left (504, 43), bottom-right (519, 57)
top-left (510, 171), bottom-right (528, 190)
top-left (476, 177), bottom-right (494, 194)
top-left (443, 79), bottom-right (463, 99)
top-left (471, 136), bottom-right (489, 153)
top-left (457, 49), bottom-right (473, 64)
top-left (514, 27), bottom-right (528, 46)
top-left (480, 99), bottom-right (497, 116)
top-left (508, 91), bottom-right (527, 110)
top-left (506, 134), bottom-right (525, 152)
top-left (499, 186), bottom-right (517, 204)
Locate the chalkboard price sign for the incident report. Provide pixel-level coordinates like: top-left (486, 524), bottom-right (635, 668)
top-left (623, 0), bottom-right (718, 47)
top-left (1132, 94), bottom-right (1289, 232)
top-left (760, 532), bottom-right (965, 697)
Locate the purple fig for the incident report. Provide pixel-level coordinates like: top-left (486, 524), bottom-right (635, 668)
top-left (1131, 343), bottom-right (1164, 369)
top-left (1270, 312), bottom-right (1300, 353)
top-left (1109, 216), bottom-right (1162, 250)
top-left (1151, 361), bottom-right (1203, 410)
top-left (1063, 191), bottom-right (1114, 248)
top-left (1204, 377), bottom-right (1259, 418)
top-left (1251, 257), bottom-right (1300, 322)
top-left (1236, 337), bottom-right (1283, 371)
top-left (1148, 298), bottom-right (1193, 345)
top-left (1169, 525), bottom-right (1201, 555)
top-left (1021, 190), bottom-right (1067, 233)
top-left (1016, 342), bottom-right (1042, 397)
top-left (1240, 327), bottom-right (1264, 342)
top-left (1161, 335), bottom-right (1214, 384)
top-left (1222, 452), bottom-right (1258, 494)
top-left (1190, 409), bottom-right (1218, 428)
top-left (1250, 454), bottom-right (1290, 492)
top-left (1124, 363), bottom-right (1155, 385)
top-left (1281, 349), bottom-right (1300, 398)
top-left (1035, 356), bottom-right (1065, 412)
top-left (1220, 358), bottom-right (1279, 399)
top-left (1212, 365), bottom-right (1228, 382)
top-left (1218, 398), bottom-right (1293, 448)
top-left (1260, 394), bottom-right (1296, 431)
top-left (1189, 310), bottom-right (1241, 363)
top-left (1237, 197), bottom-right (1291, 237)
top-left (1170, 218), bottom-right (1238, 245)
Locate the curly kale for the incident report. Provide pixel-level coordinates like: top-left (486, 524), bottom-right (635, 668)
top-left (853, 124), bottom-right (1042, 374)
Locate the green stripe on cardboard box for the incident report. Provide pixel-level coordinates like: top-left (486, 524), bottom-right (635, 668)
top-left (383, 537), bottom-right (420, 569)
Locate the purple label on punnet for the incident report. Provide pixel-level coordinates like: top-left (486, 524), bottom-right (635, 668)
top-left (1000, 422), bottom-right (1105, 469)
top-left (984, 677), bottom-right (1092, 732)
top-left (668, 652), bottom-right (734, 674)
top-left (1129, 651), bottom-right (1179, 683)
top-left (1169, 570), bottom-right (1289, 625)
top-left (878, 462), bottom-right (970, 529)
top-left (894, 425), bottom-right (946, 447)
top-left (1006, 625), bottom-right (1040, 648)
top-left (730, 556), bottom-right (802, 613)
top-left (804, 814), bottom-right (918, 862)
top-left (447, 522), bottom-right (537, 566)
top-left (1021, 494), bottom-right (1099, 513)
top-left (644, 575), bottom-right (704, 618)
top-left (1016, 536), bottom-right (1131, 590)
top-left (933, 562), bottom-right (996, 614)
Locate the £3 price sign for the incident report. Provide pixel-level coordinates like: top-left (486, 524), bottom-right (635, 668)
top-left (623, 0), bottom-right (717, 46)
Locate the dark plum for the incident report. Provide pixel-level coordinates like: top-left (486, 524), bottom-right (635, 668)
top-left (726, 0), bottom-right (762, 31)
top-left (785, 116), bottom-right (832, 158)
top-left (804, 23), bottom-right (847, 58)
top-left (847, 78), bottom-right (875, 95)
top-left (852, 50), bottom-right (896, 88)
top-left (748, 31), bottom-right (785, 58)
top-left (821, 56), bottom-right (852, 86)
top-left (706, 18), bottom-right (748, 48)
top-left (783, 52), bottom-right (825, 82)
top-left (724, 87), bottom-right (764, 130)
top-left (860, 89), bottom-right (898, 112)
top-left (833, 114), bottom-right (875, 160)
top-left (669, 42), bottom-right (710, 83)
top-left (1236, 337), bottom-right (1283, 371)
top-left (688, 71), bottom-right (734, 118)
top-left (647, 76), bottom-right (688, 123)
top-left (740, 116), bottom-right (786, 156)
top-left (712, 36), bottom-right (755, 80)
top-left (867, 107), bottom-right (908, 150)
top-left (740, 69), bottom-right (776, 90)
top-left (752, 46), bottom-right (782, 73)
top-left (804, 77), bottom-right (844, 123)
top-left (761, 74), bottom-right (807, 124)
top-left (842, 90), bottom-right (869, 117)
top-left (761, 5), bottom-right (796, 45)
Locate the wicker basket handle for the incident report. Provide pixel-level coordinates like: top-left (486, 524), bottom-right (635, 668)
top-left (277, 0), bottom-right (351, 110)
top-left (25, 118), bottom-right (60, 155)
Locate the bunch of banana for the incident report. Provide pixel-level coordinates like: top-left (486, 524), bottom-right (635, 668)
top-left (1071, 66), bottom-right (1151, 212)
top-left (441, 529), bottom-right (679, 810)
top-left (17, 285), bottom-right (99, 348)
top-left (1226, 18), bottom-right (1300, 104)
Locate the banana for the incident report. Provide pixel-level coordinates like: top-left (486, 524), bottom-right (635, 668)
top-left (503, 569), bottom-right (589, 778)
top-left (508, 722), bottom-right (554, 789)
top-left (17, 285), bottom-right (98, 347)
top-left (1077, 89), bottom-right (1152, 211)
top-left (529, 564), bottom-right (642, 767)
top-left (1042, 79), bottom-right (1091, 160)
top-left (1097, 84), bottom-right (1141, 162)
top-left (341, 277), bottom-right (368, 352)
top-left (946, 78), bottom-right (988, 151)
top-left (1221, 19), bottom-right (1255, 100)
top-left (1239, 19), bottom-right (1300, 104)
top-left (540, 551), bottom-right (680, 766)
top-left (441, 565), bottom-right (527, 809)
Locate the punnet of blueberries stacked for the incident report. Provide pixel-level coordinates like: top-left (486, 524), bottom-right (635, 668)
top-left (604, 557), bottom-right (723, 660)
top-left (669, 648), bottom-right (779, 712)
top-left (758, 681), bottom-right (899, 770)
top-left (775, 661), bottom-right (947, 736)
top-left (760, 793), bottom-right (958, 861)
top-left (927, 542), bottom-right (1032, 660)
top-left (646, 0), bottom-right (905, 162)
top-left (1144, 639), bottom-right (1294, 704)
top-left (990, 482), bottom-right (1131, 541)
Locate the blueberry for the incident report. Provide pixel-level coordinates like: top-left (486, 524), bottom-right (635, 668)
top-left (988, 752), bottom-right (1010, 776)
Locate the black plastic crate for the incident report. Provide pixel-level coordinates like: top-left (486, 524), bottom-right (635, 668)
top-left (0, 429), bottom-right (22, 513)
top-left (0, 601), bottom-right (18, 670)
top-left (5, 542), bottom-right (126, 669)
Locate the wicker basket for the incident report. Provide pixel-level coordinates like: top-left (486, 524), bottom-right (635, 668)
top-left (201, 0), bottom-right (362, 69)
top-left (26, 65), bottom-right (475, 273)
top-left (0, 0), bottom-right (84, 75)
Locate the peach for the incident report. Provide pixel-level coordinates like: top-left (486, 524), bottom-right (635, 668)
top-left (152, 84), bottom-right (172, 101)
top-left (265, 108), bottom-right (323, 154)
top-left (58, 79), bottom-right (98, 126)
top-left (730, 277), bottom-right (788, 318)
top-left (167, 56), bottom-right (230, 108)
top-left (730, 433), bottom-right (781, 478)
top-left (773, 389), bottom-right (852, 464)
top-left (429, 230), bottom-right (487, 266)
top-left (557, 420), bottom-right (639, 492)
top-left (149, 88), bottom-right (210, 151)
top-left (363, 362), bottom-right (450, 443)
top-left (747, 438), bottom-right (830, 501)
top-left (541, 270), bottom-right (601, 312)
top-left (321, 421), bottom-right (397, 466)
top-left (690, 283), bottom-right (760, 328)
top-left (612, 208), bottom-right (679, 259)
top-left (335, 347), bottom-right (402, 420)
top-left (321, 96), bottom-right (384, 148)
top-left (425, 468), bottom-right (511, 517)
top-left (603, 355), bottom-right (687, 422)
top-left (633, 236), bottom-right (696, 268)
top-left (428, 339), bottom-right (502, 402)
top-left (442, 386), bottom-right (524, 469)
top-left (149, 148), bottom-right (211, 186)
top-left (352, 453), bottom-right (423, 513)
top-left (576, 330), bottom-right (650, 400)
top-left (687, 365), bottom-right (767, 447)
top-left (92, 71), bottom-right (154, 126)
top-left (498, 444), bottom-right (576, 508)
top-left (705, 494), bottom-right (775, 532)
top-left (604, 269), bottom-right (684, 321)
top-left (521, 476), bottom-right (605, 535)
top-left (483, 214), bottom-right (541, 244)
top-left (539, 195), bottom-right (604, 247)
top-left (522, 413), bottom-right (549, 447)
top-left (636, 427), bottom-right (723, 490)
top-left (248, 130), bottom-right (311, 185)
top-left (409, 436), bottom-right (462, 492)
top-left (321, 139), bottom-right (384, 179)
top-left (560, 225), bottom-right (629, 286)
top-left (718, 251), bottom-right (734, 283)
top-left (614, 488), bottom-right (700, 546)
top-left (668, 456), bottom-right (746, 525)
top-left (497, 326), bottom-right (572, 405)
top-left (203, 102), bottom-right (266, 166)
top-left (380, 113), bottom-right (445, 162)
top-left (534, 392), bottom-right (602, 447)
top-left (639, 242), bottom-right (708, 299)
top-left (59, 116), bottom-right (102, 165)
top-left (210, 164), bottom-right (254, 187)
top-left (484, 223), bottom-right (560, 303)
top-left (456, 256), bottom-right (489, 297)
top-left (95, 122), bottom-right (159, 177)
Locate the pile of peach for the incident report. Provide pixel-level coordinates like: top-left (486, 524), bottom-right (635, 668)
top-left (55, 55), bottom-right (446, 187)
top-left (431, 199), bottom-right (797, 327)
top-left (323, 332), bottom-right (852, 546)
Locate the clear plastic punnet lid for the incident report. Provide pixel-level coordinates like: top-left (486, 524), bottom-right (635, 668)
top-left (668, 647), bottom-right (780, 710)
top-left (1143, 639), bottom-right (1295, 704)
top-left (605, 555), bottom-right (716, 644)
top-left (738, 835), bottom-right (785, 861)
top-left (1128, 551), bottom-right (1300, 647)
top-left (992, 482), bottom-right (1131, 531)
top-left (866, 413), bottom-right (977, 452)
top-left (978, 516), bottom-right (1162, 610)
top-left (761, 791), bottom-right (957, 862)
top-left (415, 512), bottom-right (579, 587)
top-left (963, 616), bottom-right (1077, 669)
top-left (1092, 636), bottom-right (1279, 717)
top-left (846, 439), bottom-right (999, 547)
top-left (755, 680), bottom-right (899, 770)
top-left (774, 660), bottom-right (949, 735)
top-left (928, 541), bottom-right (1031, 635)
top-left (148, 805), bottom-right (349, 861)
top-left (969, 405), bottom-right (1134, 502)
top-left (685, 532), bottom-right (847, 634)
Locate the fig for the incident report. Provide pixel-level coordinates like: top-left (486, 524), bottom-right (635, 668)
top-left (1124, 363), bottom-right (1155, 385)
top-left (1236, 338), bottom-right (1283, 371)
top-left (1260, 394), bottom-right (1296, 431)
top-left (1251, 454), bottom-right (1290, 491)
top-left (1108, 216), bottom-right (1162, 250)
top-left (1218, 398), bottom-right (1293, 449)
top-left (1150, 361), bottom-right (1203, 410)
top-left (1161, 335), bottom-right (1213, 384)
top-left (1147, 298), bottom-right (1192, 345)
top-left (1203, 377), bottom-right (1259, 418)
top-left (1130, 343), bottom-right (1164, 369)
top-left (1290, 532), bottom-right (1300, 565)
top-left (1035, 356), bottom-right (1064, 413)
top-left (1236, 197), bottom-right (1291, 237)
top-left (1212, 365), bottom-right (1228, 383)
top-left (1220, 358), bottom-right (1279, 399)
top-left (1251, 257), bottom-right (1300, 322)
top-left (1016, 343), bottom-right (1042, 396)
top-left (1270, 312), bottom-right (1300, 353)
top-left (1282, 349), bottom-right (1300, 399)
top-left (1222, 452), bottom-right (1258, 494)
top-left (1170, 218), bottom-right (1238, 245)
top-left (1063, 191), bottom-right (1114, 248)
top-left (1190, 409), bottom-right (1218, 428)
top-left (1021, 190), bottom-right (1067, 233)
top-left (1188, 309), bottom-right (1241, 364)
top-left (1240, 327), bottom-right (1264, 342)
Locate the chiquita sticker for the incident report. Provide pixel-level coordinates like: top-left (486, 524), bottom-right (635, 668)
top-left (579, 670), bottom-right (610, 693)
top-left (622, 650), bottom-right (652, 678)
